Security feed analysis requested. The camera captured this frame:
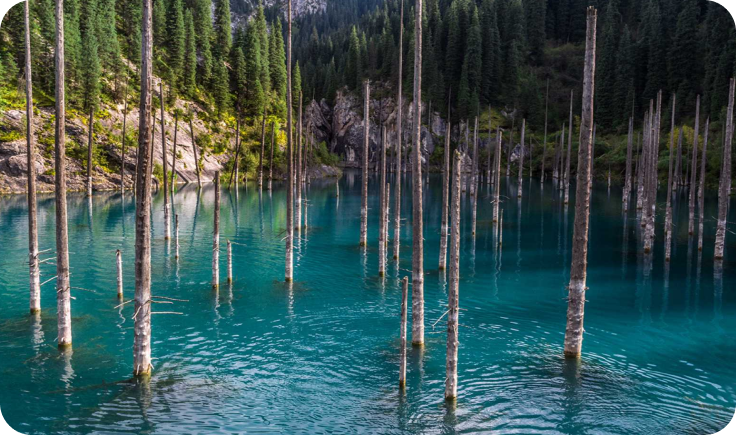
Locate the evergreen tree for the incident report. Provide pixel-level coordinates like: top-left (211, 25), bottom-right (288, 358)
top-left (80, 0), bottom-right (100, 114)
top-left (212, 59), bottom-right (230, 114)
top-left (193, 0), bottom-right (213, 86)
top-left (231, 46), bottom-right (246, 109)
top-left (118, 0), bottom-right (141, 64)
top-left (614, 25), bottom-right (635, 127)
top-left (346, 26), bottom-right (361, 90)
top-left (458, 6), bottom-right (481, 119)
top-left (244, 25), bottom-right (264, 117)
top-left (213, 0), bottom-right (231, 61)
top-left (293, 61), bottom-right (302, 111)
top-left (183, 9), bottom-right (197, 93)
top-left (596, 1), bottom-right (619, 129)
top-left (254, 4), bottom-right (270, 95)
top-left (481, 0), bottom-right (501, 105)
top-left (95, 0), bottom-right (121, 74)
top-left (525, 0), bottom-right (546, 65)
top-left (153, 0), bottom-right (166, 50)
top-left (167, 0), bottom-right (185, 91)
top-left (642, 0), bottom-right (665, 103)
top-left (269, 18), bottom-right (287, 116)
top-left (668, 0), bottom-right (700, 111)
top-left (64, 0), bottom-right (83, 99)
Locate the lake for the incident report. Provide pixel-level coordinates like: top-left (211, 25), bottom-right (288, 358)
top-left (0, 171), bottom-right (734, 434)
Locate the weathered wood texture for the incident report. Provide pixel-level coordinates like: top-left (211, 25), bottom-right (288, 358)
top-left (25, 0), bottom-right (40, 313)
top-left (411, 0), bottom-right (425, 346)
top-left (445, 150), bottom-right (462, 401)
top-left (715, 78), bottom-right (734, 259)
top-left (285, 0), bottom-right (294, 281)
top-left (361, 81), bottom-right (370, 247)
top-left (213, 172), bottom-right (220, 288)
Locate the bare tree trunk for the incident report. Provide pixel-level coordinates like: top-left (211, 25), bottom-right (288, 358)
top-left (698, 118), bottom-right (709, 252)
top-left (175, 214), bottom-right (179, 259)
top-left (564, 91), bottom-right (573, 204)
top-left (715, 78), bottom-right (734, 260)
top-left (171, 111), bottom-right (178, 193)
top-left (471, 117), bottom-right (478, 197)
top-left (227, 240), bottom-right (232, 283)
top-left (393, 1), bottom-right (404, 260)
top-left (411, 0), bottom-right (424, 346)
top-left (133, 0), bottom-right (154, 374)
top-left (399, 275), bottom-right (408, 389)
top-left (160, 82), bottom-right (170, 240)
top-left (439, 110), bottom-right (451, 269)
top-left (507, 116), bottom-right (514, 177)
top-left (636, 128), bottom-right (645, 209)
top-left (688, 95), bottom-right (701, 235)
top-left (121, 79), bottom-right (128, 192)
top-left (623, 116), bottom-right (634, 212)
top-left (232, 113), bottom-right (240, 187)
top-left (558, 123), bottom-right (566, 191)
top-left (258, 108), bottom-right (267, 188)
top-left (379, 124), bottom-right (387, 276)
top-left (518, 119), bottom-right (525, 198)
top-left (25, 0), bottom-right (40, 314)
top-left (542, 79), bottom-right (549, 183)
top-left (487, 106), bottom-right (492, 185)
top-left (296, 92), bottom-right (303, 229)
top-left (644, 93), bottom-right (662, 253)
top-left (86, 105), bottom-right (94, 197)
top-left (360, 81), bottom-right (370, 246)
top-left (269, 121), bottom-right (275, 190)
top-left (675, 119), bottom-right (683, 188)
top-left (445, 149), bottom-right (462, 401)
top-left (665, 95), bottom-right (677, 261)
top-left (54, 0), bottom-right (72, 348)
top-left (553, 124), bottom-right (561, 180)
top-left (563, 7), bottom-right (596, 359)
top-left (116, 249), bottom-right (123, 298)
top-left (493, 127), bottom-right (502, 223)
top-left (189, 112), bottom-right (201, 188)
top-left (212, 172), bottom-right (220, 288)
top-left (285, 0), bottom-right (294, 281)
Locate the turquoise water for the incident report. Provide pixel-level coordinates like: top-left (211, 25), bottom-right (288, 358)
top-left (0, 172), bottom-right (734, 434)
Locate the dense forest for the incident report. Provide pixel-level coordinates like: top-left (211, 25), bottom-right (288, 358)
top-left (0, 0), bottom-right (735, 179)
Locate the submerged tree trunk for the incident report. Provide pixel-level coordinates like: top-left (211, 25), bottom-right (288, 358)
top-left (623, 117), bottom-right (634, 212)
top-left (518, 119), bottom-right (525, 198)
top-left (493, 127), bottom-right (502, 223)
top-left (563, 7), bottom-right (596, 359)
top-left (698, 118), bottom-right (709, 252)
top-left (212, 172), bottom-right (220, 288)
top-left (399, 275), bottom-right (408, 389)
top-left (542, 80), bottom-right (549, 182)
top-left (258, 109), bottom-right (266, 188)
top-left (411, 0), bottom-right (425, 346)
top-left (25, 0), bottom-right (40, 314)
top-left (116, 249), bottom-right (123, 299)
top-left (688, 95), bottom-right (701, 235)
top-left (269, 121), bottom-right (275, 191)
top-left (87, 107), bottom-right (94, 197)
top-left (285, 0), bottom-right (294, 281)
top-left (121, 79), bottom-right (128, 192)
top-left (445, 149), bottom-right (462, 401)
top-left (379, 125), bottom-right (387, 276)
top-left (644, 94), bottom-right (662, 254)
top-left (361, 81), bottom-right (370, 247)
top-left (439, 113), bottom-right (451, 269)
top-left (133, 0), bottom-right (154, 375)
top-left (665, 95), bottom-right (677, 261)
top-left (161, 82), bottom-right (170, 240)
top-left (715, 78), bottom-right (734, 260)
top-left (171, 111), bottom-right (178, 194)
top-left (393, 1), bottom-right (404, 260)
top-left (296, 92), bottom-right (303, 230)
top-left (55, 0), bottom-right (72, 349)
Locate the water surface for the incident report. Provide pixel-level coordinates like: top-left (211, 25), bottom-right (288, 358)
top-left (0, 172), bottom-right (734, 434)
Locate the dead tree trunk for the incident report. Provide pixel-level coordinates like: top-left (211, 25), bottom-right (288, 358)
top-left (55, 0), bottom-right (72, 348)
top-left (189, 112), bottom-right (201, 188)
top-left (171, 111), bottom-right (178, 193)
top-left (267, 122), bottom-right (275, 191)
top-left (393, 0), bottom-right (404, 260)
top-left (698, 118), bottom-right (709, 252)
top-left (133, 0), bottom-right (154, 374)
top-left (212, 172), bottom-right (220, 288)
top-left (121, 79), bottom-right (128, 192)
top-left (542, 79), bottom-right (549, 182)
top-left (259, 109), bottom-right (267, 188)
top-left (411, 0), bottom-right (425, 346)
top-left (644, 94), bottom-right (662, 253)
top-left (175, 214), bottom-right (179, 259)
top-left (25, 0), bottom-right (40, 313)
top-left (487, 106), bottom-right (493, 185)
top-left (715, 78), bottom-right (734, 260)
top-left (160, 82), bottom-right (170, 240)
top-left (507, 116), bottom-right (514, 177)
top-left (675, 120), bottom-right (683, 188)
top-left (379, 124), bottom-right (387, 276)
top-left (623, 116), bottom-right (634, 212)
top-left (564, 91), bottom-right (573, 204)
top-left (563, 7), bottom-right (596, 359)
top-left (665, 95), bottom-right (677, 261)
top-left (360, 81), bottom-right (370, 246)
top-left (87, 107), bottom-right (94, 197)
top-left (445, 149), bottom-right (462, 401)
top-left (439, 113), bottom-right (451, 269)
top-left (116, 249), bottom-right (123, 299)
top-left (399, 275), bottom-right (408, 389)
top-left (296, 92), bottom-right (303, 230)
top-left (471, 117), bottom-right (478, 197)
top-left (518, 119), bottom-right (525, 198)
top-left (558, 124), bottom-right (566, 191)
top-left (285, 0), bottom-right (294, 281)
top-left (493, 127), bottom-right (502, 223)
top-left (688, 95), bottom-right (701, 235)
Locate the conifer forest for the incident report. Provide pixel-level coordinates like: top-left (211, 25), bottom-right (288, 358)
top-left (0, 0), bottom-right (735, 433)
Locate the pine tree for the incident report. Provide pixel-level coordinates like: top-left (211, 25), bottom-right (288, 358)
top-left (614, 25), bottom-right (635, 127)
top-left (183, 9), bottom-right (197, 93)
top-left (596, 1), bottom-right (619, 129)
top-left (269, 18), bottom-right (287, 115)
top-left (119, 0), bottom-right (141, 64)
top-left (346, 26), bottom-right (361, 90)
top-left (244, 26), bottom-right (264, 117)
top-left (642, 0), bottom-right (665, 103)
top-left (254, 4), bottom-right (270, 95)
top-left (525, 0), bottom-right (546, 65)
top-left (481, 0), bottom-right (501, 105)
top-left (193, 0), bottom-right (213, 86)
top-left (293, 61), bottom-right (302, 111)
top-left (152, 0), bottom-right (166, 49)
top-left (212, 58), bottom-right (230, 114)
top-left (64, 0), bottom-right (83, 99)
top-left (95, 0), bottom-right (121, 74)
top-left (213, 0), bottom-right (231, 60)
top-left (166, 0), bottom-right (185, 92)
top-left (80, 0), bottom-right (99, 112)
top-left (231, 46), bottom-right (246, 109)
top-left (668, 0), bottom-right (700, 111)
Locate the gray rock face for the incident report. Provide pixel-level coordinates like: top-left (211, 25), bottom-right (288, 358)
top-left (303, 87), bottom-right (451, 169)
